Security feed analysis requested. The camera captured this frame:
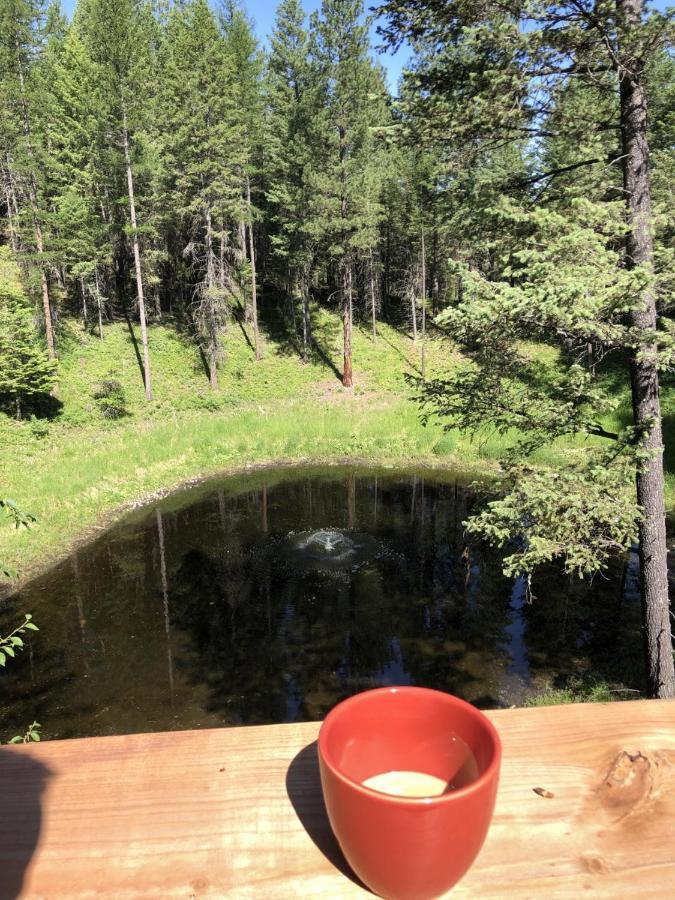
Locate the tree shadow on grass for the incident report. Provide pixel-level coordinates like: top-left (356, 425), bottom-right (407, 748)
top-left (0, 749), bottom-right (51, 899)
top-left (122, 309), bottom-right (147, 393)
top-left (285, 740), bottom-right (369, 892)
top-left (375, 329), bottom-right (421, 378)
top-left (257, 289), bottom-right (344, 383)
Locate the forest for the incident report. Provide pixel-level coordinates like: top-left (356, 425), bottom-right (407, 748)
top-left (1, 0), bottom-right (674, 700)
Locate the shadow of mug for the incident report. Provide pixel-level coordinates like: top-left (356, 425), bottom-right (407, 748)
top-left (0, 748), bottom-right (51, 900)
top-left (285, 740), bottom-right (369, 893)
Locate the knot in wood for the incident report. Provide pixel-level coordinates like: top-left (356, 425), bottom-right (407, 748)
top-left (597, 750), bottom-right (653, 813)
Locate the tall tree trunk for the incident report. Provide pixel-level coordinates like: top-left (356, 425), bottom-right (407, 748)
top-left (342, 259), bottom-right (353, 388)
top-left (410, 278), bottom-right (418, 343)
top-left (430, 226), bottom-right (439, 315)
top-left (205, 206), bottom-right (218, 389)
top-left (219, 221), bottom-right (226, 290)
top-left (3, 177), bottom-right (18, 252)
top-left (420, 229), bottom-right (427, 381)
top-left (80, 276), bottom-right (88, 325)
top-left (94, 268), bottom-right (104, 340)
top-left (246, 177), bottom-right (261, 361)
top-left (35, 222), bottom-right (56, 363)
top-left (618, 0), bottom-right (675, 698)
top-left (369, 246), bottom-right (377, 341)
top-left (15, 43), bottom-right (56, 363)
top-left (122, 105), bottom-right (153, 402)
top-left (338, 124), bottom-right (353, 388)
top-left (301, 268), bottom-right (312, 362)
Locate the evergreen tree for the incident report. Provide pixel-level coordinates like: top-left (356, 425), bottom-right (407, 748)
top-left (307, 0), bottom-right (388, 387)
top-left (160, 0), bottom-right (243, 387)
top-left (0, 246), bottom-right (57, 417)
top-left (220, 0), bottom-right (265, 360)
top-left (78, 0), bottom-right (155, 400)
top-left (379, 0), bottom-right (675, 696)
top-left (0, 0), bottom-right (57, 361)
top-left (40, 19), bottom-right (110, 336)
top-left (265, 0), bottom-right (315, 359)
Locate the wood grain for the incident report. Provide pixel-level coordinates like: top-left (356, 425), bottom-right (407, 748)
top-left (1, 700), bottom-right (675, 898)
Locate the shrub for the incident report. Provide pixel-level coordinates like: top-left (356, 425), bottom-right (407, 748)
top-left (93, 379), bottom-right (129, 420)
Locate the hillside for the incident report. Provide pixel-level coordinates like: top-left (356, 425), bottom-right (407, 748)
top-left (0, 299), bottom-right (480, 584)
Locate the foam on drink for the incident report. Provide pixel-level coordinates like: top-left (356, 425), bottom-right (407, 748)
top-left (362, 771), bottom-right (450, 798)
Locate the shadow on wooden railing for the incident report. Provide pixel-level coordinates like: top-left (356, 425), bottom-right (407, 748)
top-left (0, 752), bottom-right (51, 898)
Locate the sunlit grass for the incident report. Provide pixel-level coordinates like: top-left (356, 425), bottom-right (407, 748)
top-left (2, 302), bottom-right (675, 584)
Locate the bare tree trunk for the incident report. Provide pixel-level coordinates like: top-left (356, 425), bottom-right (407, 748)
top-left (94, 268), bottom-right (104, 340)
top-left (219, 223), bottom-right (226, 290)
top-left (205, 206), bottom-right (218, 390)
top-left (384, 219), bottom-right (391, 299)
top-left (122, 105), bottom-right (153, 402)
top-left (369, 246), bottom-right (377, 341)
top-left (342, 259), bottom-right (353, 388)
top-left (246, 177), bottom-right (261, 361)
top-left (35, 223), bottom-right (56, 363)
top-left (80, 276), bottom-right (88, 325)
top-left (3, 176), bottom-right (19, 252)
top-left (420, 229), bottom-right (427, 381)
top-left (618, 0), bottom-right (675, 698)
top-left (410, 278), bottom-right (418, 343)
top-left (301, 269), bottom-right (312, 362)
top-left (15, 44), bottom-right (56, 363)
top-left (430, 226), bottom-right (439, 315)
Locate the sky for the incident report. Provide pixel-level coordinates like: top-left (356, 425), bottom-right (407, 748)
top-left (59, 1), bottom-right (410, 94)
top-left (57, 0), bottom-right (672, 95)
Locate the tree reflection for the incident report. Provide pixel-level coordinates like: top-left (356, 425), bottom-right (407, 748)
top-left (0, 469), bottom-right (644, 739)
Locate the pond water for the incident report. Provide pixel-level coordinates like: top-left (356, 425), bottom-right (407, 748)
top-left (0, 467), bottom-right (644, 740)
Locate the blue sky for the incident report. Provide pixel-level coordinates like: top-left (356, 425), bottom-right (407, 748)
top-left (58, 0), bottom-right (672, 94)
top-left (59, 1), bottom-right (409, 93)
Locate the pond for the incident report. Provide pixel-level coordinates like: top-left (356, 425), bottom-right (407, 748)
top-left (0, 466), bottom-right (644, 740)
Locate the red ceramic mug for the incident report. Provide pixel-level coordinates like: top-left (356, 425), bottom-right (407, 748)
top-left (318, 686), bottom-right (501, 899)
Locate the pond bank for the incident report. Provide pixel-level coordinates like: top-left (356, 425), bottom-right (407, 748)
top-left (0, 398), bottom-right (499, 593)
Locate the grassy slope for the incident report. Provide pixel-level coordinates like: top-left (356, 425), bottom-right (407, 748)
top-left (0, 307), bottom-right (498, 583)
top-left (2, 296), bottom-right (674, 586)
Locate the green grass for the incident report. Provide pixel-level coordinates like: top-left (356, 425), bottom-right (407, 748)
top-left (523, 676), bottom-right (641, 706)
top-left (0, 307), bottom-right (490, 584)
top-left (2, 296), bottom-right (675, 587)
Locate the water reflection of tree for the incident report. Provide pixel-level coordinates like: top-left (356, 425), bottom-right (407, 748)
top-left (525, 559), bottom-right (644, 691)
top-left (170, 478), bottom-right (516, 722)
top-left (1, 472), bottom-right (647, 739)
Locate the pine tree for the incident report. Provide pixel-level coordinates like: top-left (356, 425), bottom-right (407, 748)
top-left (265, 0), bottom-right (315, 359)
top-left (0, 0), bottom-right (57, 362)
top-left (78, 0), bottom-right (155, 400)
top-left (379, 0), bottom-right (675, 696)
top-left (160, 0), bottom-right (243, 387)
top-left (220, 0), bottom-right (264, 360)
top-left (40, 19), bottom-right (110, 336)
top-left (0, 246), bottom-right (57, 417)
top-left (307, 0), bottom-right (387, 387)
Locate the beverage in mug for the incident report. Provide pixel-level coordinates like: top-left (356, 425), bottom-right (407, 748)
top-left (318, 687), bottom-right (501, 900)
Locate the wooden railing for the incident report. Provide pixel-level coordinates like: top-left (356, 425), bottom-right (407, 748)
top-left (1, 700), bottom-right (674, 898)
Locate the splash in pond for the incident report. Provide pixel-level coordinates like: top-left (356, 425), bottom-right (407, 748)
top-left (0, 467), bottom-right (642, 740)
top-left (284, 529), bottom-right (381, 571)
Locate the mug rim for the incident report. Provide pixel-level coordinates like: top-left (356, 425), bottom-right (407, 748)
top-left (318, 686), bottom-right (502, 806)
